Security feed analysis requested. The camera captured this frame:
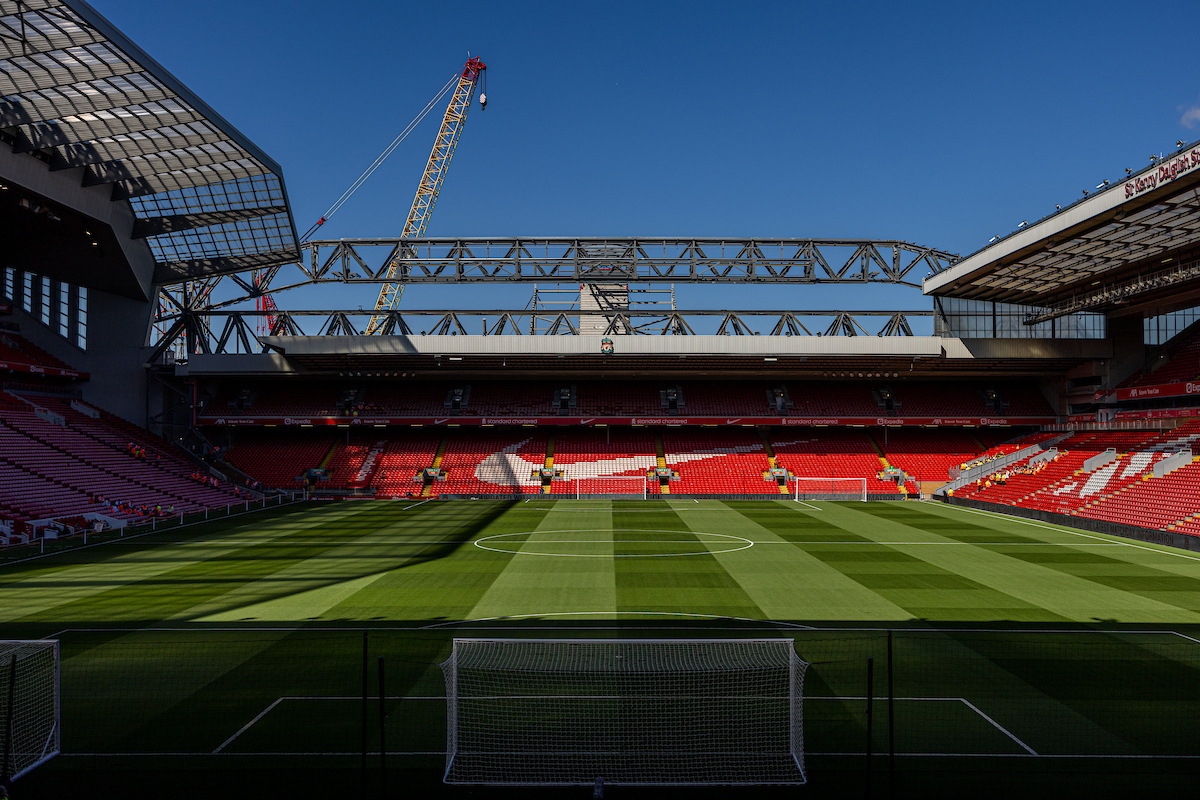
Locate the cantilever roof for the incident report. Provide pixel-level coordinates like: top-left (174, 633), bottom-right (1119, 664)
top-left (0, 0), bottom-right (299, 280)
top-left (924, 139), bottom-right (1200, 310)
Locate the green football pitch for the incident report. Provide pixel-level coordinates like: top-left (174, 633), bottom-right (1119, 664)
top-left (6, 497), bottom-right (1200, 798)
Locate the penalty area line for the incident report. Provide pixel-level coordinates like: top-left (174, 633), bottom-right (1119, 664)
top-left (214, 698), bottom-right (283, 753)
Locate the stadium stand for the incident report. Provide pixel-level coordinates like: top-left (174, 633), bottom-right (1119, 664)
top-left (550, 429), bottom-right (658, 495)
top-left (431, 430), bottom-right (547, 496)
top-left (374, 433), bottom-right (444, 498)
top-left (0, 391), bottom-right (245, 523)
top-left (770, 429), bottom-right (903, 496)
top-left (1118, 326), bottom-right (1200, 388)
top-left (0, 333), bottom-right (80, 374)
top-left (224, 430), bottom-right (337, 489)
top-left (878, 428), bottom-right (984, 482)
top-left (955, 424), bottom-right (1200, 526)
top-left (661, 429), bottom-right (776, 495)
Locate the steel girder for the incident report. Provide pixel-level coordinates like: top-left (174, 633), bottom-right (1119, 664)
top-left (147, 308), bottom-right (932, 357)
top-left (299, 238), bottom-right (955, 286)
top-left (153, 238), bottom-right (957, 314)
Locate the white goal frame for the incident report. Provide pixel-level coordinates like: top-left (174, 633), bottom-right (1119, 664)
top-left (573, 475), bottom-right (648, 500)
top-left (0, 640), bottom-right (60, 782)
top-left (441, 638), bottom-right (807, 786)
top-left (791, 476), bottom-right (867, 502)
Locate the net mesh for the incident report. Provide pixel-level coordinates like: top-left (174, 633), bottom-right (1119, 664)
top-left (791, 477), bottom-right (867, 501)
top-left (0, 640), bottom-right (59, 781)
top-left (574, 477), bottom-right (647, 499)
top-left (440, 638), bottom-right (807, 785)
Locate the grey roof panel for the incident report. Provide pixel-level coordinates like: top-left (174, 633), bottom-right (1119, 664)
top-left (0, 0), bottom-right (298, 277)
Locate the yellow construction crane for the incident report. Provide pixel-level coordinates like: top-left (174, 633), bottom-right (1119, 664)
top-left (365, 56), bottom-right (487, 334)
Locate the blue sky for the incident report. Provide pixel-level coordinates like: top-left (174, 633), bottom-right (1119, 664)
top-left (94, 0), bottom-right (1200, 326)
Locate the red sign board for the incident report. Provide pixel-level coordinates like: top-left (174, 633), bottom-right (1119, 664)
top-left (198, 414), bottom-right (1055, 428)
top-left (1113, 407), bottom-right (1200, 421)
top-left (0, 360), bottom-right (83, 379)
top-left (1114, 381), bottom-right (1200, 402)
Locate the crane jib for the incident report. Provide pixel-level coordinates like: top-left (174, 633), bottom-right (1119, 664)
top-left (366, 57), bottom-right (486, 335)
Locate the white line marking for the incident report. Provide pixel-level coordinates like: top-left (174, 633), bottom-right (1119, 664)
top-left (213, 698), bottom-right (283, 753)
top-left (473, 530), bottom-right (754, 558)
top-left (102, 539), bottom-right (1141, 548)
top-left (43, 623), bottom-right (1200, 640)
top-left (400, 498), bottom-right (435, 511)
top-left (61, 751), bottom-right (1200, 759)
top-left (958, 698), bottom-right (1038, 755)
top-left (793, 500), bottom-right (823, 511)
top-left (420, 610), bottom-right (817, 630)
top-left (66, 751), bottom-right (444, 757)
top-left (938, 504), bottom-right (1200, 563)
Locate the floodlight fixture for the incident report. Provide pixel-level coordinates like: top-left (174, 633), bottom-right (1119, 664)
top-left (1018, 221), bottom-right (1028, 228)
top-left (1177, 140), bottom-right (1187, 150)
top-left (1125, 168), bottom-right (1132, 175)
top-left (1150, 154), bottom-right (1159, 163)
top-left (1096, 180), bottom-right (1109, 189)
top-left (989, 235), bottom-right (1000, 243)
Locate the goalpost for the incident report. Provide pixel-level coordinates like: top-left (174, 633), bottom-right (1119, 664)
top-left (441, 638), bottom-right (807, 786)
top-left (791, 476), bottom-right (867, 502)
top-left (0, 641), bottom-right (59, 783)
top-left (573, 475), bottom-right (648, 500)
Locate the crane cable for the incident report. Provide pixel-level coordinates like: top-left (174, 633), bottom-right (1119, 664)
top-left (299, 71), bottom-right (460, 243)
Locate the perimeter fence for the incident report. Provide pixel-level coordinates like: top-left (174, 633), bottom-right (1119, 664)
top-left (40, 625), bottom-right (1200, 772)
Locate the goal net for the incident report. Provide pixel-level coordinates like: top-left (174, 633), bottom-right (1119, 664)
top-left (441, 638), bottom-right (807, 786)
top-left (791, 477), bottom-right (867, 502)
top-left (573, 476), bottom-right (648, 499)
top-left (0, 641), bottom-right (59, 782)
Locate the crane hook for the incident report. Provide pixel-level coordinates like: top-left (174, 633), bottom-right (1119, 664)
top-left (479, 92), bottom-right (487, 109)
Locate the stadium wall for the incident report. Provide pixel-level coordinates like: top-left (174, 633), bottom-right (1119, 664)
top-left (943, 495), bottom-right (1200, 553)
top-left (3, 290), bottom-right (153, 425)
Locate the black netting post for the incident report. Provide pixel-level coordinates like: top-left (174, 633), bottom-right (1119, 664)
top-left (887, 630), bottom-right (895, 799)
top-left (378, 656), bottom-right (387, 800)
top-left (361, 631), bottom-right (368, 800)
top-left (2, 654), bottom-right (16, 788)
top-left (866, 656), bottom-right (874, 797)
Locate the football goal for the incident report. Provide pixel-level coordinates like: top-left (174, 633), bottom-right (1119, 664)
top-left (573, 475), bottom-right (648, 499)
top-left (441, 638), bottom-right (807, 786)
top-left (0, 641), bottom-right (59, 783)
top-left (791, 476), bottom-right (867, 502)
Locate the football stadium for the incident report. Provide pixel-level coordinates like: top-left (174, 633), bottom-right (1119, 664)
top-left (2, 2), bottom-right (1200, 798)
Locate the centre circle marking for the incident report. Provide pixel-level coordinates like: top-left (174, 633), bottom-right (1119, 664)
top-left (473, 529), bottom-right (755, 558)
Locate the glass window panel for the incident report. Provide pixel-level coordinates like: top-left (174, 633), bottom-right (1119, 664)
top-left (76, 286), bottom-right (87, 350)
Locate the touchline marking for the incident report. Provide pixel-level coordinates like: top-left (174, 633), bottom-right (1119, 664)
top-left (939, 504), bottom-right (1200, 563)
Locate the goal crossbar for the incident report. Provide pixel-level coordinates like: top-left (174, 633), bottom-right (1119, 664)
top-left (573, 476), bottom-right (648, 500)
top-left (441, 637), bottom-right (807, 786)
top-left (791, 476), bottom-right (867, 502)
